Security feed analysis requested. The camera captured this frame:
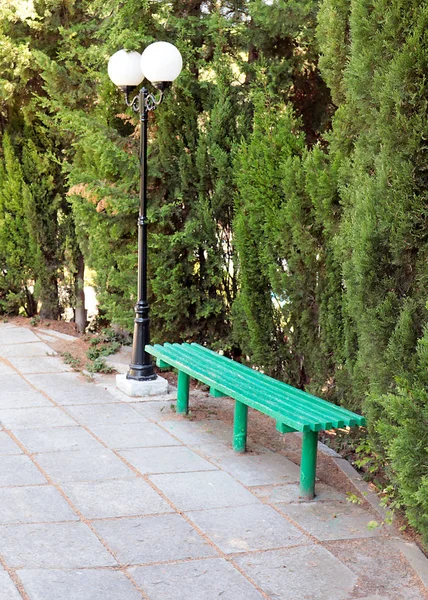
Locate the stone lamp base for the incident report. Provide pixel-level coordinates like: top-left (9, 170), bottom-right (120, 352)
top-left (116, 373), bottom-right (169, 398)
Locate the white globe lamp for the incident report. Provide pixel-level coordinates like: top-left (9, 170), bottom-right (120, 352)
top-left (140, 41), bottom-right (183, 89)
top-left (107, 50), bottom-right (144, 91)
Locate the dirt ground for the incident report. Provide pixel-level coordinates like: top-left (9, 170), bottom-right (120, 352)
top-left (3, 314), bottom-right (426, 556)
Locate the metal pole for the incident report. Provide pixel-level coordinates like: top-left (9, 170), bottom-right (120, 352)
top-left (127, 88), bottom-right (156, 381)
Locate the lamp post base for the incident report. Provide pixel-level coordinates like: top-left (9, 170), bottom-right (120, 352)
top-left (116, 373), bottom-right (169, 398)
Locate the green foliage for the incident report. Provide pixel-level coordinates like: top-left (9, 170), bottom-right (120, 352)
top-left (85, 358), bottom-right (114, 374)
top-left (233, 95), bottom-right (342, 390)
top-left (0, 134), bottom-right (37, 316)
top-left (61, 351), bottom-right (82, 371)
top-left (370, 328), bottom-right (428, 545)
top-left (233, 95), bottom-right (306, 377)
top-left (317, 0), bottom-right (350, 107)
top-left (319, 0), bottom-right (428, 543)
top-left (0, 0), bottom-right (88, 319)
top-left (85, 328), bottom-right (123, 361)
top-left (331, 0), bottom-right (428, 405)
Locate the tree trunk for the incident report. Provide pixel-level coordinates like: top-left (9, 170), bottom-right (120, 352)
top-left (38, 268), bottom-right (61, 319)
top-left (24, 287), bottom-right (37, 317)
top-left (74, 251), bottom-right (87, 333)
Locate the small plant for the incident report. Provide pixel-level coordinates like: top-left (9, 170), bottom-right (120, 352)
top-left (85, 358), bottom-right (115, 374)
top-left (86, 328), bottom-right (123, 362)
top-left (62, 352), bottom-right (82, 371)
top-left (346, 492), bottom-right (363, 505)
top-left (353, 437), bottom-right (387, 484)
top-left (30, 316), bottom-right (41, 326)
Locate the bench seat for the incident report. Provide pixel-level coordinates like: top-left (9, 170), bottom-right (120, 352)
top-left (145, 342), bottom-right (366, 499)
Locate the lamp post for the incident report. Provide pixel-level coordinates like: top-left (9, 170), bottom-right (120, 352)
top-left (108, 42), bottom-right (182, 386)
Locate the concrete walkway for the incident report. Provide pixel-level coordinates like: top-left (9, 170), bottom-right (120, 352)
top-left (0, 322), bottom-right (426, 600)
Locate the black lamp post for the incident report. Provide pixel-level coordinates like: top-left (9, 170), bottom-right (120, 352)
top-left (108, 43), bottom-right (182, 382)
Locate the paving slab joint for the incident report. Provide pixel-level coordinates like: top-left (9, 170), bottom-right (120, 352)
top-left (315, 438), bottom-right (428, 585)
top-left (297, 432), bottom-right (389, 520)
top-left (390, 537), bottom-right (428, 590)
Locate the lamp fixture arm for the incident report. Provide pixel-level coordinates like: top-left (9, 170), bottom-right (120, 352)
top-left (124, 87), bottom-right (164, 114)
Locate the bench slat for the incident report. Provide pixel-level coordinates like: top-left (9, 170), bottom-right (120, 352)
top-left (182, 344), bottom-right (351, 428)
top-left (161, 343), bottom-right (329, 430)
top-left (166, 343), bottom-right (340, 430)
top-left (146, 343), bottom-right (312, 431)
top-left (190, 343), bottom-right (365, 427)
top-left (164, 342), bottom-right (363, 429)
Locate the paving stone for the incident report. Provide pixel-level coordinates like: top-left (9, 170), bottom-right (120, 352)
top-left (392, 538), bottom-right (428, 591)
top-left (0, 571), bottom-right (22, 599)
top-left (7, 356), bottom-right (73, 374)
top-left (89, 422), bottom-right (180, 450)
top-left (93, 381), bottom-right (135, 402)
top-left (0, 363), bottom-right (15, 375)
top-left (93, 514), bottom-right (217, 565)
top-left (234, 545), bottom-right (358, 600)
top-left (0, 324), bottom-right (424, 600)
top-left (35, 332), bottom-right (58, 344)
top-left (252, 482), bottom-right (347, 504)
top-left (150, 471), bottom-right (260, 511)
top-left (0, 522), bottom-right (116, 568)
top-left (197, 443), bottom-right (301, 486)
top-left (37, 329), bottom-right (78, 342)
top-left (187, 503), bottom-right (308, 553)
top-left (13, 426), bottom-right (103, 454)
top-left (356, 597), bottom-right (389, 600)
top-left (65, 403), bottom-right (148, 427)
top-left (0, 406), bottom-right (76, 430)
top-left (0, 390), bottom-right (52, 410)
top-left (0, 485), bottom-right (78, 524)
top-left (119, 446), bottom-right (218, 475)
top-left (0, 342), bottom-right (57, 358)
top-left (161, 419), bottom-right (231, 445)
top-left (0, 455), bottom-right (46, 486)
top-left (104, 345), bottom-right (132, 374)
top-left (35, 448), bottom-right (134, 483)
top-left (0, 328), bottom-right (40, 345)
top-left (131, 558), bottom-right (264, 600)
top-left (130, 400), bottom-right (178, 420)
top-left (326, 538), bottom-right (426, 600)
top-left (61, 478), bottom-right (173, 519)
top-left (0, 432), bottom-right (22, 455)
top-left (26, 373), bottom-right (119, 405)
top-left (18, 569), bottom-right (143, 600)
top-left (278, 500), bottom-right (383, 541)
top-left (0, 374), bottom-right (33, 394)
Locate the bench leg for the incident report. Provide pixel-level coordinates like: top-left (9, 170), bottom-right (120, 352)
top-left (233, 400), bottom-right (248, 453)
top-left (300, 430), bottom-right (318, 500)
top-left (177, 371), bottom-right (190, 415)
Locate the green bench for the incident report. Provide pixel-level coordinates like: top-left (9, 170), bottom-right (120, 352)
top-left (146, 342), bottom-right (366, 500)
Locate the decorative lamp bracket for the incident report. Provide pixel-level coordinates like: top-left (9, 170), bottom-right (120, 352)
top-left (124, 87), bottom-right (164, 115)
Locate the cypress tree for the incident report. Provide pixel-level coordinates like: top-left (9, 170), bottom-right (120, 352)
top-left (0, 134), bottom-right (37, 316)
top-left (329, 0), bottom-right (428, 402)
top-left (62, 0), bottom-right (250, 344)
top-left (314, 0), bottom-right (428, 539)
top-left (0, 0), bottom-right (89, 320)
